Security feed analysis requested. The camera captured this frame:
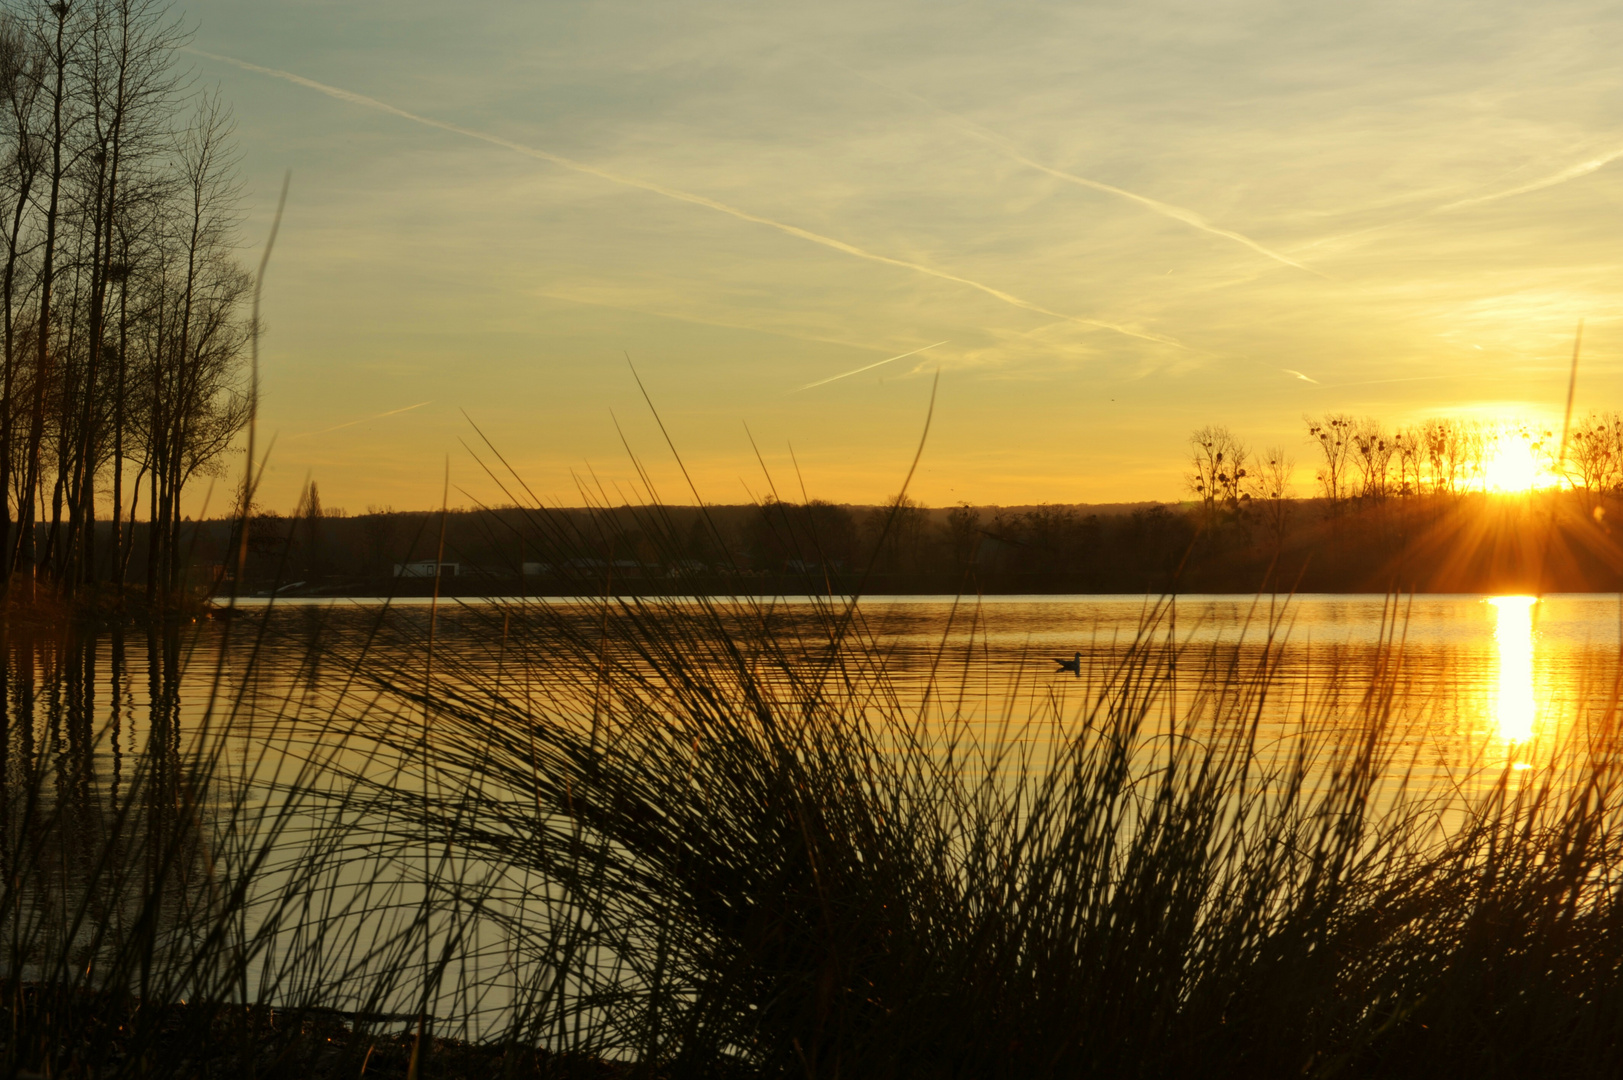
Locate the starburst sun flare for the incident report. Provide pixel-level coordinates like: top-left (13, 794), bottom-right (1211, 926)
top-left (1481, 427), bottom-right (1556, 493)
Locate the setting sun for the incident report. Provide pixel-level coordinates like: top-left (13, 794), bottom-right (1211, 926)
top-left (1482, 434), bottom-right (1547, 493)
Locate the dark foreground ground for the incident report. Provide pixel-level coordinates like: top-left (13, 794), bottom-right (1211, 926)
top-left (5, 988), bottom-right (640, 1080)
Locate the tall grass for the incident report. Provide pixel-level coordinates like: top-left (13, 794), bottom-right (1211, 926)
top-left (335, 588), bottom-right (1623, 1078)
top-left (6, 563), bottom-right (1623, 1076)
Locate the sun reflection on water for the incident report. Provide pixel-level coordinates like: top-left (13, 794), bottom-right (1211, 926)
top-left (1487, 595), bottom-right (1538, 750)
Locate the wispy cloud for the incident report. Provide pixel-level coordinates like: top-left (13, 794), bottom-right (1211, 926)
top-left (289, 400), bottom-right (432, 439)
top-left (186, 47), bottom-right (1180, 349)
top-left (797, 340), bottom-right (947, 391)
top-left (1317, 373), bottom-right (1462, 390)
top-left (533, 288), bottom-right (879, 353)
top-left (1282, 368), bottom-right (1319, 383)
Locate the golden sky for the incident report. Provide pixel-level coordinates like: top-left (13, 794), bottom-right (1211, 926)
top-left (190, 0), bottom-right (1620, 513)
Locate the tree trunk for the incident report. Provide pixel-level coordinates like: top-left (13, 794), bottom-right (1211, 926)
top-left (0, 98), bottom-right (37, 591)
top-left (111, 271), bottom-right (128, 592)
top-left (118, 457), bottom-right (143, 584)
top-left (21, 5), bottom-right (71, 598)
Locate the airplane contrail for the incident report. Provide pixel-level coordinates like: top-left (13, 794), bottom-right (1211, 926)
top-left (186, 48), bottom-right (1180, 350)
top-left (819, 59), bottom-right (1321, 277)
top-left (1437, 143), bottom-right (1623, 212)
top-left (797, 340), bottom-right (947, 391)
top-left (1298, 142), bottom-right (1623, 257)
top-left (976, 135), bottom-right (1325, 277)
top-left (1282, 368), bottom-right (1319, 384)
top-left (289, 400), bottom-right (432, 439)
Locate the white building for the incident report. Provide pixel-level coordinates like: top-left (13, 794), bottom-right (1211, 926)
top-left (394, 560), bottom-right (459, 579)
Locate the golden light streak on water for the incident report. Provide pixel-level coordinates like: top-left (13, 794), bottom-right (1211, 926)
top-left (1488, 595), bottom-right (1538, 753)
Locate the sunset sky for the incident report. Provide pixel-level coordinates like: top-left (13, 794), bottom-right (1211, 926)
top-left (188, 0), bottom-right (1620, 513)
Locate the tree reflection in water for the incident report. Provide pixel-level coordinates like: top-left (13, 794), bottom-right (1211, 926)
top-left (1, 623), bottom-right (210, 996)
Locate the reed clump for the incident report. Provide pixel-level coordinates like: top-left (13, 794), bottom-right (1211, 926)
top-left (6, 568), bottom-right (1623, 1077)
top-left (337, 582), bottom-right (1623, 1079)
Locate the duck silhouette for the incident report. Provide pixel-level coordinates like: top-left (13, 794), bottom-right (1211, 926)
top-left (1055, 651), bottom-right (1081, 677)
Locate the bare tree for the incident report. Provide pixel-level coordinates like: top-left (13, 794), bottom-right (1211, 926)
top-left (1464, 422), bottom-right (1492, 493)
top-left (57, 0), bottom-right (185, 589)
top-left (1392, 427), bottom-right (1422, 497)
top-left (119, 90), bottom-right (245, 599)
top-left (1422, 418), bottom-right (1469, 496)
top-left (1305, 413), bottom-right (1354, 506)
top-left (861, 493), bottom-right (928, 573)
top-left (1249, 447), bottom-right (1294, 553)
top-left (0, 12), bottom-right (40, 582)
top-left (947, 502), bottom-right (980, 568)
top-left (0, 0), bottom-right (245, 606)
top-left (13, 0), bottom-right (82, 593)
top-left (1352, 417), bottom-right (1395, 501)
top-left (1564, 412), bottom-right (1623, 510)
top-left (1186, 424), bottom-right (1248, 525)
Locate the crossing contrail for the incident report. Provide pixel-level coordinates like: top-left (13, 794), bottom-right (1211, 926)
top-left (818, 57), bottom-right (1321, 276)
top-left (797, 340), bottom-right (947, 391)
top-left (976, 134), bottom-right (1325, 277)
top-left (1300, 141), bottom-right (1623, 255)
top-left (289, 400), bottom-right (432, 439)
top-left (186, 47), bottom-right (1180, 350)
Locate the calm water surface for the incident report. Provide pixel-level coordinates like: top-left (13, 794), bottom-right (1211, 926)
top-left (9, 592), bottom-right (1623, 782)
top-left (7, 592), bottom-right (1622, 1026)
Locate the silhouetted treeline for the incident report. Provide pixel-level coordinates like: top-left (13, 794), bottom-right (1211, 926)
top-left (0, 0), bottom-right (249, 605)
top-left (1155, 411), bottom-right (1623, 593)
top-left (111, 476), bottom-right (1623, 597)
top-left (1186, 411), bottom-right (1623, 517)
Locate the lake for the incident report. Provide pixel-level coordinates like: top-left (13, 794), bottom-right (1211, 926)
top-left (13, 590), bottom-right (1623, 814)
top-left (7, 591), bottom-right (1622, 1031)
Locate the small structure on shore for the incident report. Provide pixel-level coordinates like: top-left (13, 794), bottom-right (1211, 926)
top-left (394, 560), bottom-right (460, 579)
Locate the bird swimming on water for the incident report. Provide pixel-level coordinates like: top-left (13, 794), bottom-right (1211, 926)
top-left (1055, 651), bottom-right (1081, 677)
